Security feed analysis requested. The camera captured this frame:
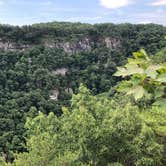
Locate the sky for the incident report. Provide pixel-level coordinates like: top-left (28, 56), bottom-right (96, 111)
top-left (0, 0), bottom-right (166, 26)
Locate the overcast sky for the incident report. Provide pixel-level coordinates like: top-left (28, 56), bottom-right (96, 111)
top-left (0, 0), bottom-right (166, 26)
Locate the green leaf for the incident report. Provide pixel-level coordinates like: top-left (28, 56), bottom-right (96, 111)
top-left (117, 81), bottom-right (133, 93)
top-left (154, 86), bottom-right (165, 99)
top-left (145, 65), bottom-right (162, 79)
top-left (114, 67), bottom-right (127, 77)
top-left (125, 64), bottom-right (144, 74)
top-left (157, 73), bottom-right (166, 83)
top-left (133, 49), bottom-right (149, 60)
top-left (153, 98), bottom-right (166, 107)
top-left (133, 51), bottom-right (145, 59)
top-left (128, 58), bottom-right (146, 65)
top-left (126, 86), bottom-right (145, 100)
top-left (114, 64), bottom-right (144, 77)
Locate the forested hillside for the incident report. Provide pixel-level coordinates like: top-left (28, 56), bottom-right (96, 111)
top-left (0, 22), bottom-right (166, 165)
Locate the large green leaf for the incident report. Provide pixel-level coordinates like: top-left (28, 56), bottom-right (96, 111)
top-left (114, 64), bottom-right (144, 77)
top-left (117, 81), bottom-right (133, 93)
top-left (157, 73), bottom-right (166, 83)
top-left (153, 98), bottom-right (166, 107)
top-left (114, 67), bottom-right (128, 77)
top-left (128, 58), bottom-right (146, 65)
top-left (126, 85), bottom-right (145, 100)
top-left (145, 65), bottom-right (162, 79)
top-left (154, 86), bottom-right (165, 99)
top-left (133, 49), bottom-right (149, 61)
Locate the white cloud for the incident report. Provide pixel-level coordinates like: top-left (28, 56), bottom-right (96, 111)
top-left (150, 0), bottom-right (166, 6)
top-left (138, 21), bottom-right (153, 24)
top-left (100, 0), bottom-right (133, 9)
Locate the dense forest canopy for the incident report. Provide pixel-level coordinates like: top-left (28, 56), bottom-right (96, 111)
top-left (0, 22), bottom-right (166, 165)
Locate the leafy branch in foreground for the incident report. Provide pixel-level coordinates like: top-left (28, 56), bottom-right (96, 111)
top-left (114, 49), bottom-right (166, 106)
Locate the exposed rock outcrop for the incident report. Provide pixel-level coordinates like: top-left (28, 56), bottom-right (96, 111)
top-left (0, 37), bottom-right (121, 53)
top-left (0, 39), bottom-right (30, 51)
top-left (45, 37), bottom-right (92, 54)
top-left (104, 37), bottom-right (121, 50)
top-left (52, 68), bottom-right (68, 76)
top-left (65, 88), bottom-right (73, 94)
top-left (50, 89), bottom-right (59, 100)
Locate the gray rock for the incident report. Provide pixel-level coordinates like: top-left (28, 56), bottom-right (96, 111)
top-left (52, 68), bottom-right (68, 76)
top-left (104, 37), bottom-right (121, 50)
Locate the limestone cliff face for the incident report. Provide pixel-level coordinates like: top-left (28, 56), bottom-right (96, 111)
top-left (0, 36), bottom-right (121, 53)
top-left (0, 39), bottom-right (30, 51)
top-left (49, 37), bottom-right (121, 54)
top-left (44, 37), bottom-right (92, 54)
top-left (104, 37), bottom-right (121, 50)
top-left (52, 68), bottom-right (68, 76)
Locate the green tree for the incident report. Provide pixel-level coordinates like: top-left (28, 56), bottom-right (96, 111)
top-left (10, 85), bottom-right (164, 166)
